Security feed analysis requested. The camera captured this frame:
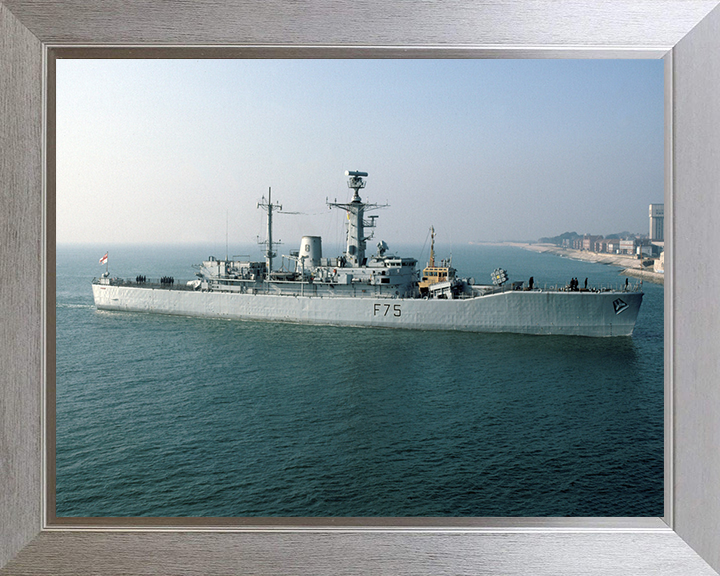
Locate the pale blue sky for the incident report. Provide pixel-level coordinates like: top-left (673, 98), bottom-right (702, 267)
top-left (56, 59), bottom-right (664, 250)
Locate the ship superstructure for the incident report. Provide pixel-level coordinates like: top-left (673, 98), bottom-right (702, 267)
top-left (92, 171), bottom-right (644, 336)
top-left (418, 226), bottom-right (457, 297)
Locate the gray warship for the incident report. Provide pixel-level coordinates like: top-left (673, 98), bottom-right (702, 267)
top-left (92, 171), bottom-right (644, 336)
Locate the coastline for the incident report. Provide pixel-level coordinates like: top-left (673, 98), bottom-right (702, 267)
top-left (476, 242), bottom-right (665, 285)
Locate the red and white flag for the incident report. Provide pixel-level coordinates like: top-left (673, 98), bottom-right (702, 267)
top-left (99, 252), bottom-right (108, 265)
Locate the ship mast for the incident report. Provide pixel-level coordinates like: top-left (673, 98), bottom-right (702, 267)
top-left (257, 187), bottom-right (282, 273)
top-left (429, 226), bottom-right (435, 268)
top-left (327, 171), bottom-right (386, 267)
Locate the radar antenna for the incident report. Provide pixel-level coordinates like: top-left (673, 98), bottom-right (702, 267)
top-left (346, 170), bottom-right (368, 201)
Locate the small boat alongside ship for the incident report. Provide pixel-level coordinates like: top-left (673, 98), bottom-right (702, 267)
top-left (92, 171), bottom-right (643, 336)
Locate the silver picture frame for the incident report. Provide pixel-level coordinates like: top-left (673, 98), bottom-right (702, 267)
top-left (2, 1), bottom-right (720, 574)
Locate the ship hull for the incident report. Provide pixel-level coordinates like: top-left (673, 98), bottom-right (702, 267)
top-left (92, 284), bottom-right (643, 337)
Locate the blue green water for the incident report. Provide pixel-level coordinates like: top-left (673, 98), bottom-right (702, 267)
top-left (55, 244), bottom-right (663, 517)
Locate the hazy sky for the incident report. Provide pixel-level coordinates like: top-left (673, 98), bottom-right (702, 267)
top-left (57, 59), bottom-right (664, 251)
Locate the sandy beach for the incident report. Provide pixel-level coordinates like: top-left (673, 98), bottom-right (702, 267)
top-left (481, 242), bottom-right (665, 285)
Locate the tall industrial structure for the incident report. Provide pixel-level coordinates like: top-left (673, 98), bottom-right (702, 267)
top-left (649, 204), bottom-right (664, 241)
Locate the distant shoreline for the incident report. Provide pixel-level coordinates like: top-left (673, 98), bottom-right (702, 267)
top-left (475, 242), bottom-right (665, 285)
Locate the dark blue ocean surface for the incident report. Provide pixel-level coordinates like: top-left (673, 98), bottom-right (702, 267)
top-left (55, 244), bottom-right (663, 517)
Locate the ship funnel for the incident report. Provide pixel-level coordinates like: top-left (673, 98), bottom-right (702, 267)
top-left (299, 236), bottom-right (322, 268)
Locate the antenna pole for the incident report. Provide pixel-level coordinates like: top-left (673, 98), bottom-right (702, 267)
top-left (257, 187), bottom-right (282, 273)
top-left (267, 188), bottom-right (273, 272)
top-left (429, 226), bottom-right (435, 268)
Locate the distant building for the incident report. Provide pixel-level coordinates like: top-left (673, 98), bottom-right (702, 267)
top-left (582, 235), bottom-right (603, 251)
top-left (654, 251), bottom-right (665, 273)
top-left (649, 204), bottom-right (664, 241)
top-left (619, 239), bottom-right (636, 254)
top-left (637, 244), bottom-right (654, 257)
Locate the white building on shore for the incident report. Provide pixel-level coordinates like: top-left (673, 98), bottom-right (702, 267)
top-left (649, 204), bottom-right (664, 241)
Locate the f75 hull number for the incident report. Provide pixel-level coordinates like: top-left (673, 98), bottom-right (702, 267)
top-left (373, 303), bottom-right (401, 317)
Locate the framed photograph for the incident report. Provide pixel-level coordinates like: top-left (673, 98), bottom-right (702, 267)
top-left (2, 2), bottom-right (720, 575)
top-left (51, 55), bottom-right (665, 523)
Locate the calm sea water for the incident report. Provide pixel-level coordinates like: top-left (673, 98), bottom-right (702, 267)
top-left (55, 244), bottom-right (663, 517)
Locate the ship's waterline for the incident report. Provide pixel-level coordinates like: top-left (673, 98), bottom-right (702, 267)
top-left (93, 284), bottom-right (642, 337)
